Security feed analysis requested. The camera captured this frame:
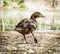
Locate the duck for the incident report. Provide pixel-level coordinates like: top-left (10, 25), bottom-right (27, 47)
top-left (15, 12), bottom-right (44, 43)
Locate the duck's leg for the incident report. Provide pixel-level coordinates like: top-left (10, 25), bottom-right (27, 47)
top-left (23, 34), bottom-right (27, 43)
top-left (31, 32), bottom-right (37, 43)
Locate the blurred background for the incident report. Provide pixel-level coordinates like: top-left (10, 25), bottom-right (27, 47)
top-left (0, 0), bottom-right (60, 31)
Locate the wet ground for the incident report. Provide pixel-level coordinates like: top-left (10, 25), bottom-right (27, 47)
top-left (0, 30), bottom-right (60, 54)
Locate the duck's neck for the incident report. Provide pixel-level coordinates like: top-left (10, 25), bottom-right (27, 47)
top-left (30, 17), bottom-right (36, 22)
top-left (30, 16), bottom-right (36, 20)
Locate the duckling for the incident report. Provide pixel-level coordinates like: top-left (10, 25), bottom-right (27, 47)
top-left (15, 12), bottom-right (44, 43)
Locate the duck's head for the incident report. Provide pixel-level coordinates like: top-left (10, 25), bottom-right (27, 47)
top-left (30, 12), bottom-right (45, 20)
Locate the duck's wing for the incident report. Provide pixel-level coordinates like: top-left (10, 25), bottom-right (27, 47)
top-left (15, 18), bottom-right (30, 34)
top-left (16, 18), bottom-right (29, 28)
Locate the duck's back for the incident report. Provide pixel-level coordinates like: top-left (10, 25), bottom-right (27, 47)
top-left (15, 18), bottom-right (37, 34)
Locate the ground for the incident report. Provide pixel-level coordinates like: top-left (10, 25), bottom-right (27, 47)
top-left (0, 30), bottom-right (60, 54)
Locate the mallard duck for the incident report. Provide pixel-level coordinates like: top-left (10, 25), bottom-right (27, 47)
top-left (15, 12), bottom-right (44, 43)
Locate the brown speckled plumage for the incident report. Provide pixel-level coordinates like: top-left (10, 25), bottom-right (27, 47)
top-left (15, 12), bottom-right (44, 43)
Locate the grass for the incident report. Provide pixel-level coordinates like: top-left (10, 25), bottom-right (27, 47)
top-left (0, 17), bottom-right (60, 31)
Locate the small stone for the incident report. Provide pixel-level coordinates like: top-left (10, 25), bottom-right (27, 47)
top-left (23, 41), bottom-right (26, 43)
top-left (28, 49), bottom-right (34, 54)
top-left (0, 52), bottom-right (2, 54)
top-left (11, 46), bottom-right (17, 50)
top-left (2, 40), bottom-right (5, 41)
top-left (23, 52), bottom-right (27, 54)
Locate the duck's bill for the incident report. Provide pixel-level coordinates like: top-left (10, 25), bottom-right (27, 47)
top-left (41, 15), bottom-right (45, 18)
top-left (39, 13), bottom-right (45, 18)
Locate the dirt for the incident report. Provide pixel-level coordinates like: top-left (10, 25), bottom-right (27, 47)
top-left (0, 30), bottom-right (60, 54)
